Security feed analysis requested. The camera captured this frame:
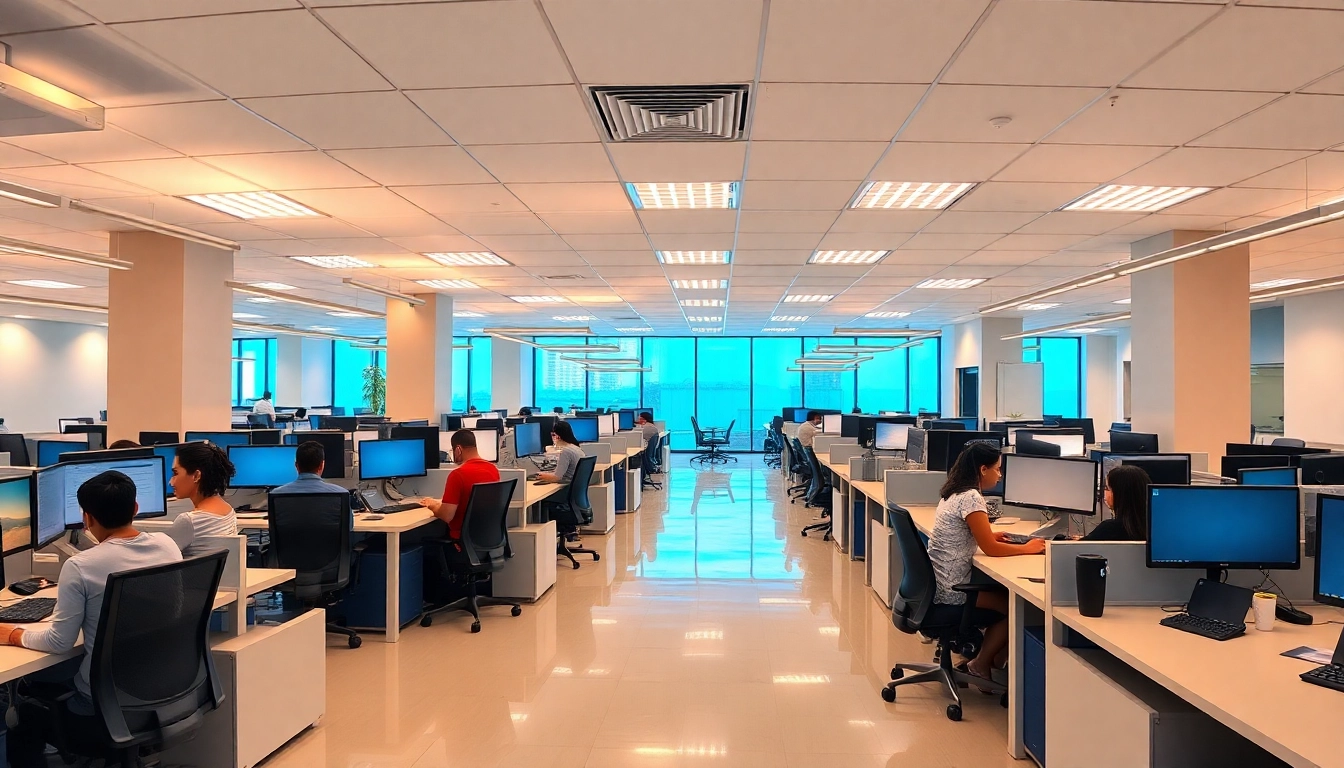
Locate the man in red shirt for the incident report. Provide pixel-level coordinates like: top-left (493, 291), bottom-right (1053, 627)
top-left (418, 430), bottom-right (500, 541)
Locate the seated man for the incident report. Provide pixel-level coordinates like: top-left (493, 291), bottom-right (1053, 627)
top-left (418, 430), bottom-right (500, 541)
top-left (2, 470), bottom-right (181, 767)
top-left (637, 411), bottom-right (659, 445)
top-left (272, 441), bottom-right (348, 496)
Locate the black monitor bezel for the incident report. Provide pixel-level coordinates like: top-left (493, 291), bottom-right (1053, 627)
top-left (1145, 483), bottom-right (1301, 572)
top-left (357, 438), bottom-right (429, 481)
top-left (567, 417), bottom-right (599, 443)
top-left (1315, 493), bottom-right (1344, 609)
top-left (1108, 452), bottom-right (1192, 485)
top-left (1238, 466), bottom-right (1300, 486)
top-left (38, 454), bottom-right (168, 530)
top-left (388, 426), bottom-right (441, 470)
top-left (36, 439), bottom-right (86, 467)
top-left (225, 444), bottom-right (300, 489)
top-left (184, 431), bottom-right (252, 448)
top-left (1109, 430), bottom-right (1159, 453)
top-left (1001, 453), bottom-right (1099, 516)
top-left (514, 422), bottom-right (543, 458)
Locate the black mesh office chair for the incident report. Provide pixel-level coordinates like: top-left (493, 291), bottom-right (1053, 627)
top-left (690, 417), bottom-right (736, 466)
top-left (266, 491), bottom-right (363, 648)
top-left (641, 433), bottom-right (666, 491)
top-left (246, 413), bottom-right (274, 429)
top-left (880, 505), bottom-right (1007, 721)
top-left (799, 444), bottom-right (833, 540)
top-left (764, 416), bottom-right (785, 468)
top-left (547, 455), bottom-right (600, 569)
top-left (787, 436), bottom-right (812, 501)
top-left (1272, 437), bottom-right (1306, 448)
top-left (45, 551), bottom-right (228, 767)
top-left (420, 478), bottom-right (522, 633)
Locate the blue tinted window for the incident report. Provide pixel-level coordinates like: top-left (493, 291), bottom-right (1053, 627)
top-left (333, 340), bottom-right (383, 413)
top-left (451, 341), bottom-right (468, 413)
top-left (468, 337), bottom-right (492, 411)
top-left (589, 337), bottom-right (641, 410)
top-left (696, 338), bottom-right (751, 451)
top-left (642, 338), bottom-right (695, 450)
top-left (534, 336), bottom-right (588, 412)
top-left (857, 337), bottom-right (909, 412)
top-left (1023, 337), bottom-right (1081, 417)
top-left (751, 337), bottom-right (802, 449)
top-left (909, 336), bottom-right (940, 413)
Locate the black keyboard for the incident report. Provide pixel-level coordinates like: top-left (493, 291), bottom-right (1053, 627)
top-left (1001, 533), bottom-right (1034, 545)
top-left (375, 502), bottom-right (421, 514)
top-left (0, 598), bottom-right (57, 623)
top-left (1159, 612), bottom-right (1245, 641)
top-left (1302, 663), bottom-right (1344, 692)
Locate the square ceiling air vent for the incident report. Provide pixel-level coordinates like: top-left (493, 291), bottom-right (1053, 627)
top-left (591, 85), bottom-right (749, 142)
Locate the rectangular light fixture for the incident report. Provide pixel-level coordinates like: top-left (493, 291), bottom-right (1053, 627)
top-left (291, 255), bottom-right (377, 269)
top-left (1251, 274), bottom-right (1344, 303)
top-left (232, 312), bottom-right (263, 319)
top-left (627, 182), bottom-right (739, 209)
top-left (615, 327), bottom-right (651, 333)
top-left (783, 294), bottom-right (834, 303)
top-left (809, 250), bottom-right (889, 265)
top-left (509, 296), bottom-right (569, 304)
top-left (423, 252), bottom-right (509, 267)
top-left (454, 311), bottom-right (485, 318)
top-left (686, 315), bottom-right (722, 323)
top-left (864, 310), bottom-right (909, 319)
top-left (1113, 298), bottom-right (1131, 304)
top-left (1062, 185), bottom-right (1211, 213)
top-left (351, 343), bottom-right (387, 351)
top-left (415, 279), bottom-right (478, 290)
top-left (1000, 312), bottom-right (1130, 340)
top-left (1251, 278), bottom-right (1308, 289)
top-left (0, 180), bottom-right (60, 208)
top-left (851, 181), bottom-right (975, 210)
top-left (772, 315), bottom-right (809, 322)
top-left (69, 199), bottom-right (240, 251)
top-left (250, 282), bottom-right (295, 291)
top-left (182, 191), bottom-right (323, 219)
top-left (691, 327), bottom-right (722, 333)
top-left (0, 294), bottom-right (106, 314)
top-left (552, 315), bottom-right (595, 322)
top-left (796, 355), bottom-right (874, 365)
top-left (7, 279), bottom-right (82, 289)
top-left (326, 311), bottom-right (371, 318)
top-left (226, 281), bottom-right (385, 318)
top-left (1018, 303), bottom-right (1060, 311)
top-left (836, 328), bottom-right (941, 339)
top-left (658, 251), bottom-right (731, 265)
top-left (815, 343), bottom-right (896, 352)
top-left (341, 278), bottom-right (425, 306)
top-left (764, 327), bottom-right (796, 332)
top-left (680, 298), bottom-right (724, 307)
top-left (916, 278), bottom-right (986, 290)
top-left (671, 279), bottom-right (727, 290)
top-left (232, 320), bottom-right (370, 342)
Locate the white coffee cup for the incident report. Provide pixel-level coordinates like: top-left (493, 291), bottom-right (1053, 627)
top-left (1252, 592), bottom-right (1277, 631)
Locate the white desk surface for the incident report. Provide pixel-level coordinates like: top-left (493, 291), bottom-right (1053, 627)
top-left (241, 568), bottom-right (295, 596)
top-left (905, 504), bottom-right (1047, 609)
top-left (1055, 604), bottom-right (1344, 768)
top-left (523, 480), bottom-right (566, 508)
top-left (236, 508), bottom-right (435, 533)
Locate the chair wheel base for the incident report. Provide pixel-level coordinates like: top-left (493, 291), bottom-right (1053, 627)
top-left (511, 606), bottom-right (522, 617)
top-left (348, 636), bottom-right (362, 649)
top-left (593, 553), bottom-right (601, 561)
top-left (881, 686), bottom-right (896, 703)
top-left (421, 615), bottom-right (433, 627)
top-left (470, 621), bottom-right (481, 633)
top-left (946, 704), bottom-right (962, 721)
top-left (801, 531), bottom-right (807, 537)
top-left (572, 562), bottom-right (580, 570)
top-left (891, 667), bottom-right (904, 680)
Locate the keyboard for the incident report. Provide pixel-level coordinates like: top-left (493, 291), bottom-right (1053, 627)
top-left (374, 502), bottom-right (421, 514)
top-left (0, 598), bottom-right (57, 623)
top-left (1301, 663), bottom-right (1344, 692)
top-left (1159, 612), bottom-right (1245, 641)
top-left (1001, 533), bottom-right (1035, 545)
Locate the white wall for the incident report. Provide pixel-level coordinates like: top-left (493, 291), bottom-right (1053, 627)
top-left (1083, 334), bottom-right (1118, 429)
top-left (300, 337), bottom-right (333, 405)
top-left (0, 317), bottom-right (107, 433)
top-left (1251, 306), bottom-right (1284, 365)
top-left (1284, 291), bottom-right (1344, 443)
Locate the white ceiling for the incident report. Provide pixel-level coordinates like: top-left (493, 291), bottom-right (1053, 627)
top-left (1, 0), bottom-right (1344, 336)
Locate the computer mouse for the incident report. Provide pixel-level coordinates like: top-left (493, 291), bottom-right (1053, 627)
top-left (1052, 534), bottom-right (1069, 541)
top-left (1276, 604), bottom-right (1313, 625)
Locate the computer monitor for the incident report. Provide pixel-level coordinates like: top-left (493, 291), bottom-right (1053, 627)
top-left (36, 456), bottom-right (168, 536)
top-left (138, 431), bottom-right (179, 447)
top-left (790, 407), bottom-right (812, 423)
top-left (318, 416), bottom-right (359, 433)
top-left (598, 414), bottom-right (616, 437)
top-left (568, 417), bottom-right (599, 443)
top-left (1226, 442), bottom-right (1329, 458)
top-left (442, 414), bottom-right (464, 431)
top-left (1110, 430), bottom-right (1158, 453)
top-left (905, 428), bottom-right (927, 464)
top-left (61, 424), bottom-right (106, 450)
top-left (358, 438), bottom-right (428, 481)
top-left (1110, 422), bottom-right (1131, 432)
top-left (527, 415), bottom-right (558, 448)
top-left (226, 445), bottom-right (300, 489)
top-left (475, 418), bottom-right (504, 434)
top-left (1314, 495), bottom-right (1344, 608)
top-left (184, 431), bottom-right (251, 449)
top-left (1299, 454), bottom-right (1344, 486)
top-left (1057, 418), bottom-right (1096, 446)
top-left (285, 431), bottom-right (346, 479)
top-left (1239, 466), bottom-right (1298, 486)
top-left (874, 422), bottom-right (910, 451)
top-left (0, 434), bottom-right (30, 466)
top-left (247, 429), bottom-right (281, 446)
top-left (822, 414), bottom-right (843, 435)
top-left (1003, 454), bottom-right (1098, 516)
top-left (1220, 454), bottom-right (1291, 480)
top-left (0, 475), bottom-right (33, 556)
top-left (618, 410), bottom-right (636, 431)
top-left (1107, 454), bottom-right (1191, 486)
top-left (927, 419), bottom-right (967, 431)
top-left (946, 417), bottom-right (980, 431)
top-left (58, 447), bottom-right (154, 464)
top-left (1147, 485), bottom-right (1300, 577)
top-left (150, 442), bottom-right (202, 496)
top-left (461, 416), bottom-right (480, 429)
top-left (471, 430), bottom-right (499, 463)
top-left (514, 422), bottom-right (542, 459)
top-left (37, 440), bottom-right (86, 467)
top-left (1015, 436), bottom-right (1062, 457)
top-left (840, 414), bottom-right (862, 439)
top-left (390, 426), bottom-right (442, 470)
top-left (1018, 430), bottom-right (1086, 457)
top-left (927, 431), bottom-right (1003, 473)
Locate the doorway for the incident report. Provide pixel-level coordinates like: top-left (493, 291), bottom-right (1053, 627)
top-left (957, 367), bottom-right (979, 418)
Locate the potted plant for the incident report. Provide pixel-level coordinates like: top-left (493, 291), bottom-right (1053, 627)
top-left (362, 364), bottom-right (386, 415)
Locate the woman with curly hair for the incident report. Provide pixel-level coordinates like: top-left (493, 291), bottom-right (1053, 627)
top-left (168, 441), bottom-right (237, 557)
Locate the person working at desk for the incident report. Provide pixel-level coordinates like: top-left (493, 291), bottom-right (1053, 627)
top-left (168, 442), bottom-right (237, 557)
top-left (418, 430), bottom-right (500, 540)
top-left (251, 391), bottom-right (275, 417)
top-left (538, 421), bottom-right (585, 484)
top-left (796, 411), bottom-right (822, 449)
top-left (1082, 465), bottom-right (1150, 541)
top-left (272, 441), bottom-right (347, 495)
top-left (1, 471), bottom-right (181, 767)
top-left (637, 412), bottom-right (658, 444)
top-left (928, 442), bottom-right (1045, 683)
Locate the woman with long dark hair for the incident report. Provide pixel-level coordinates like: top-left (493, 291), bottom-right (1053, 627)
top-left (1084, 465), bottom-right (1150, 541)
top-left (928, 442), bottom-right (1045, 681)
top-left (168, 442), bottom-right (237, 557)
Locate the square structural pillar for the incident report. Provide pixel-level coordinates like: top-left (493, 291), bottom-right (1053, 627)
top-left (106, 231), bottom-right (234, 442)
top-left (943, 317), bottom-right (1023, 420)
top-left (491, 336), bottom-right (532, 414)
top-left (1283, 290), bottom-right (1344, 443)
top-left (386, 293), bottom-right (452, 420)
top-left (276, 335), bottom-right (333, 407)
top-left (1130, 231), bottom-right (1250, 461)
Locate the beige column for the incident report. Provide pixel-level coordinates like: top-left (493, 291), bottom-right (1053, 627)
top-left (106, 231), bottom-right (234, 442)
top-left (386, 293), bottom-right (453, 420)
top-left (1130, 231), bottom-right (1250, 460)
top-left (942, 317), bottom-right (1023, 419)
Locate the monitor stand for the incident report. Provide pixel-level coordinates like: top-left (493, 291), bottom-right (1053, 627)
top-left (1029, 515), bottom-right (1069, 539)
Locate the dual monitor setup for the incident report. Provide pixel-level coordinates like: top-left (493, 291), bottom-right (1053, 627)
top-left (1219, 442), bottom-right (1344, 486)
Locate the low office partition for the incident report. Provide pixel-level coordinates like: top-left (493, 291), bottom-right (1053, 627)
top-left (826, 442), bottom-right (864, 469)
top-left (814, 434), bottom-right (857, 458)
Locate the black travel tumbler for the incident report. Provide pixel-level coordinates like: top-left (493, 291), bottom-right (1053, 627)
top-left (1076, 554), bottom-right (1108, 618)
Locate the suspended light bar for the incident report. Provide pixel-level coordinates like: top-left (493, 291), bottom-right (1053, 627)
top-left (0, 180), bottom-right (61, 208)
top-left (813, 344), bottom-right (897, 353)
top-left (0, 236), bottom-right (133, 270)
top-left (0, 294), bottom-right (107, 314)
top-left (560, 355), bottom-right (642, 365)
top-left (833, 328), bottom-right (941, 339)
top-left (231, 321), bottom-right (372, 342)
top-left (226, 282), bottom-right (384, 318)
top-left (999, 312), bottom-right (1131, 341)
top-left (1250, 273), bottom-right (1344, 303)
top-left (342, 278), bottom-right (425, 306)
top-left (796, 356), bottom-right (875, 365)
top-left (69, 200), bottom-right (241, 251)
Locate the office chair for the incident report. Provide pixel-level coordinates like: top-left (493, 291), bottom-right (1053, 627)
top-left (641, 433), bottom-right (666, 491)
top-left (553, 406), bottom-right (565, 414)
top-left (690, 417), bottom-right (736, 466)
top-left (799, 444), bottom-right (833, 540)
top-left (265, 491), bottom-right (364, 648)
top-left (880, 505), bottom-right (1007, 721)
top-left (420, 478), bottom-right (522, 633)
top-left (1272, 437), bottom-right (1306, 448)
top-left (41, 551), bottom-right (227, 768)
top-left (547, 455), bottom-right (600, 570)
top-left (929, 419), bottom-right (967, 431)
top-left (246, 413), bottom-right (274, 429)
top-left (763, 416), bottom-right (785, 468)
top-left (0, 433), bottom-right (31, 466)
top-left (786, 436), bottom-right (813, 500)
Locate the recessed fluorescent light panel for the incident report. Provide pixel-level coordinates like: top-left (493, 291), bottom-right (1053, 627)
top-left (1251, 278), bottom-right (1308, 289)
top-left (6, 279), bottom-right (82, 289)
top-left (764, 327), bottom-right (796, 332)
top-left (1113, 298), bottom-right (1131, 305)
top-left (1018, 303), bottom-right (1060, 311)
top-left (510, 296), bottom-right (568, 304)
top-left (615, 327), bottom-right (652, 333)
top-left (864, 311), bottom-right (910, 319)
top-left (290, 255), bottom-right (376, 269)
top-left (1062, 185), bottom-right (1211, 213)
top-left (424, 252), bottom-right (509, 267)
top-left (327, 311), bottom-right (370, 318)
top-left (553, 315), bottom-right (594, 322)
top-left (249, 282), bottom-right (295, 291)
top-left (183, 191), bottom-right (323, 219)
top-left (808, 250), bottom-right (889, 265)
top-left (916, 278), bottom-right (986, 290)
top-left (309, 325), bottom-right (337, 332)
top-left (691, 327), bottom-right (722, 333)
top-left (627, 182), bottom-right (739, 210)
top-left (246, 297), bottom-right (276, 303)
top-left (771, 315), bottom-right (809, 322)
top-left (686, 316), bottom-right (723, 323)
top-left (415, 279), bottom-right (478, 289)
top-left (783, 294), bottom-right (834, 303)
top-left (671, 279), bottom-right (727, 290)
top-left (453, 311), bottom-right (485, 318)
top-left (680, 298), bottom-right (724, 307)
top-left (852, 181), bottom-right (975, 210)
top-left (658, 251), bottom-right (731, 265)
top-left (232, 312), bottom-right (263, 319)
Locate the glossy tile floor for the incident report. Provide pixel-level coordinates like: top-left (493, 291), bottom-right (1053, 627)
top-left (262, 456), bottom-right (1019, 767)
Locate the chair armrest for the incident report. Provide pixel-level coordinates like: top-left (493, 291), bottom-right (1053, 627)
top-left (950, 583), bottom-right (997, 638)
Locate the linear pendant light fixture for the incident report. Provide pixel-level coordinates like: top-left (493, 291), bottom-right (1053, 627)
top-left (981, 198), bottom-right (1344, 314)
top-left (341, 278), bottom-right (425, 306)
top-left (999, 312), bottom-right (1131, 341)
top-left (0, 180), bottom-right (61, 208)
top-left (0, 294), bottom-right (107, 314)
top-left (226, 281), bottom-right (384, 318)
top-left (69, 200), bottom-right (241, 251)
top-left (1250, 274), bottom-right (1344, 303)
top-left (232, 321), bottom-right (372, 342)
top-left (483, 327), bottom-right (620, 354)
top-left (833, 328), bottom-right (942, 339)
top-left (0, 236), bottom-right (133, 270)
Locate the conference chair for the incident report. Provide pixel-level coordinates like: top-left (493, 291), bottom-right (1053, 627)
top-left (880, 505), bottom-right (1007, 722)
top-left (547, 455), bottom-right (600, 570)
top-left (266, 491), bottom-right (364, 648)
top-left (690, 416), bottom-right (736, 466)
top-left (246, 413), bottom-right (274, 429)
top-left (420, 478), bottom-right (522, 633)
top-left (41, 551), bottom-right (227, 767)
top-left (1272, 437), bottom-right (1307, 448)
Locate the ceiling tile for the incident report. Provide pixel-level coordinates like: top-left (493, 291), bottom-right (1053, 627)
top-left (472, 234), bottom-right (572, 252)
top-left (735, 232), bottom-right (826, 249)
top-left (607, 143), bottom-right (747, 183)
top-left (76, 158), bottom-right (258, 195)
top-left (901, 85), bottom-right (1105, 144)
top-left (983, 233), bottom-right (1089, 251)
top-left (408, 86), bottom-right (600, 145)
top-left (739, 180), bottom-right (860, 210)
top-left (953, 181), bottom-right (1098, 212)
top-left (871, 142), bottom-right (1029, 181)
top-left (277, 187), bottom-right (426, 219)
top-left (638, 210), bottom-right (738, 234)
top-left (4, 126), bottom-right (179, 164)
top-left (196, 151), bottom-right (375, 190)
top-left (469, 144), bottom-right (617, 183)
top-left (108, 101), bottom-right (310, 156)
top-left (112, 10), bottom-right (392, 98)
top-left (994, 144), bottom-right (1171, 183)
top-left (1234, 151), bottom-right (1344, 191)
top-left (580, 251), bottom-right (659, 265)
top-left (538, 211), bottom-right (644, 235)
top-left (0, 143), bottom-right (60, 169)
top-left (339, 216), bottom-right (461, 238)
top-left (385, 234), bottom-right (490, 253)
top-left (731, 250), bottom-right (811, 266)
top-left (326, 147), bottom-right (494, 186)
top-left (391, 184), bottom-right (527, 214)
top-left (1013, 211), bottom-right (1141, 235)
top-left (1191, 95), bottom-right (1344, 151)
top-left (830, 209), bottom-right (940, 232)
top-left (745, 141), bottom-right (887, 181)
top-left (751, 83), bottom-right (926, 141)
top-left (318, 1), bottom-right (571, 89)
top-left (954, 250), bottom-right (1050, 266)
top-left (1116, 147), bottom-right (1312, 187)
top-left (816, 232), bottom-right (913, 251)
top-left (647, 233), bottom-right (735, 251)
top-left (921, 211), bottom-right (1040, 234)
top-left (900, 232), bottom-right (1004, 250)
top-left (68, 0), bottom-right (297, 23)
top-left (241, 92), bottom-right (453, 150)
top-left (254, 219), bottom-right (374, 239)
top-left (1163, 187), bottom-right (1311, 217)
top-left (737, 210), bottom-right (838, 232)
top-left (1048, 88), bottom-right (1278, 146)
top-left (441, 212), bottom-right (556, 236)
top-left (562, 234), bottom-right (652, 250)
top-left (506, 182), bottom-right (632, 212)
top-left (0, 165), bottom-right (152, 198)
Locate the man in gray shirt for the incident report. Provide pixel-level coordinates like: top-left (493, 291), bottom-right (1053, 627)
top-left (272, 441), bottom-right (348, 496)
top-left (637, 412), bottom-right (659, 446)
top-left (796, 411), bottom-right (823, 449)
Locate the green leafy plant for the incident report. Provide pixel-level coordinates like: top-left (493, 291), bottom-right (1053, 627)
top-left (1005, 412), bottom-right (1024, 419)
top-left (362, 364), bottom-right (386, 415)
